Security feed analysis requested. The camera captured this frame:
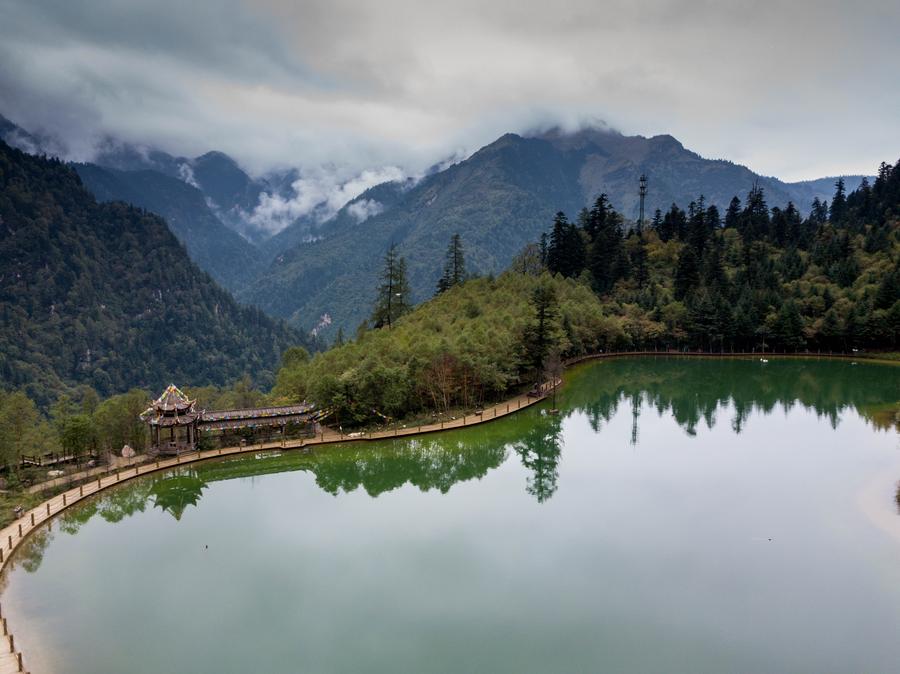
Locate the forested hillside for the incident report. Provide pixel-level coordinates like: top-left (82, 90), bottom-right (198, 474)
top-left (243, 129), bottom-right (869, 334)
top-left (273, 272), bottom-right (610, 423)
top-left (273, 157), bottom-right (899, 426)
top-left (537, 163), bottom-right (900, 351)
top-left (0, 141), bottom-right (306, 406)
top-left (74, 163), bottom-right (265, 290)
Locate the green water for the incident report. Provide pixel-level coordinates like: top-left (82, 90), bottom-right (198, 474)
top-left (3, 357), bottom-right (900, 674)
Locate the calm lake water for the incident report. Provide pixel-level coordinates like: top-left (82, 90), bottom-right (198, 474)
top-left (3, 357), bottom-right (900, 674)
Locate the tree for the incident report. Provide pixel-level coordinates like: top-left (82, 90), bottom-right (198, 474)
top-left (546, 212), bottom-right (585, 278)
top-left (725, 196), bottom-right (742, 230)
top-left (808, 197), bottom-right (829, 225)
top-left (586, 196), bottom-right (626, 292)
top-left (521, 281), bottom-right (559, 380)
top-left (829, 178), bottom-right (847, 223)
top-left (436, 233), bottom-right (466, 295)
top-left (93, 389), bottom-right (150, 453)
top-left (371, 244), bottom-right (411, 329)
top-left (773, 301), bottom-right (805, 351)
top-left (0, 391), bottom-right (56, 467)
top-left (674, 246), bottom-right (701, 300)
top-left (59, 413), bottom-right (97, 459)
top-left (741, 184), bottom-right (770, 241)
top-left (511, 243), bottom-right (545, 276)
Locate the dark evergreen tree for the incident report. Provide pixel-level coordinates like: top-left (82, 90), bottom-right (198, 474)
top-left (659, 203), bottom-right (687, 242)
top-left (725, 196), bottom-right (742, 230)
top-left (674, 246), bottom-right (701, 300)
top-left (546, 212), bottom-right (584, 278)
top-left (435, 233), bottom-right (466, 295)
top-left (650, 208), bottom-right (663, 235)
top-left (687, 196), bottom-right (710, 254)
top-left (371, 244), bottom-right (411, 329)
top-left (521, 282), bottom-right (559, 379)
top-left (829, 177), bottom-right (847, 223)
top-left (773, 300), bottom-right (805, 350)
top-left (741, 185), bottom-right (770, 241)
top-left (807, 197), bottom-right (827, 227)
top-left (587, 198), bottom-right (625, 293)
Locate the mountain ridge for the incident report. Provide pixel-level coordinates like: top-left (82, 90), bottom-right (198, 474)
top-left (241, 129), bottom-right (875, 334)
top-left (0, 140), bottom-right (306, 405)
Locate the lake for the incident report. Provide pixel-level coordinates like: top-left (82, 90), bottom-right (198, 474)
top-left (3, 357), bottom-right (899, 673)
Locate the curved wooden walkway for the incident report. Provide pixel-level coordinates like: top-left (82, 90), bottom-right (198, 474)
top-left (0, 380), bottom-right (562, 673)
top-left (0, 349), bottom-right (893, 673)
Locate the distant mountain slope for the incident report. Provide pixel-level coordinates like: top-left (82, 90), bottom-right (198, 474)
top-left (74, 163), bottom-right (265, 291)
top-left (0, 141), bottom-right (305, 405)
top-left (241, 128), bottom-right (871, 335)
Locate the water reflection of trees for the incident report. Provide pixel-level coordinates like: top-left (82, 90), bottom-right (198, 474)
top-left (564, 358), bottom-right (900, 436)
top-left (11, 358), bottom-right (897, 574)
top-left (512, 412), bottom-right (562, 503)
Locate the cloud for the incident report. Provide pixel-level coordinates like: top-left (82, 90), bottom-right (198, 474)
top-left (0, 0), bottom-right (898, 181)
top-left (346, 199), bottom-right (385, 223)
top-left (246, 166), bottom-right (406, 234)
top-left (177, 162), bottom-right (200, 189)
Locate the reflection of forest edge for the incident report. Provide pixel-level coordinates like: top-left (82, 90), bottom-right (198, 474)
top-left (6, 358), bottom-right (897, 578)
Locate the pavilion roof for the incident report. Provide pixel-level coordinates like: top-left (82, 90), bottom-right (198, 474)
top-left (142, 384), bottom-right (197, 418)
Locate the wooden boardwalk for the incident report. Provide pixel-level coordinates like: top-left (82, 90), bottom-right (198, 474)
top-left (0, 349), bottom-right (890, 673)
top-left (0, 382), bottom-right (558, 674)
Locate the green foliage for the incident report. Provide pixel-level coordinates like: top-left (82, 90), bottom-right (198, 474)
top-left (435, 233), bottom-right (467, 294)
top-left (58, 414), bottom-right (97, 458)
top-left (536, 157), bottom-right (900, 353)
top-left (93, 389), bottom-right (151, 453)
top-left (0, 141), bottom-right (308, 406)
top-left (274, 273), bottom-right (612, 424)
top-left (371, 244), bottom-right (411, 329)
top-left (0, 390), bottom-right (58, 466)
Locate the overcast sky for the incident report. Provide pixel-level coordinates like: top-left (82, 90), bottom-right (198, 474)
top-left (1, 0), bottom-right (898, 181)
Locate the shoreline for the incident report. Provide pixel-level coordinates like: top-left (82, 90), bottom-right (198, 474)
top-left (0, 350), bottom-right (898, 673)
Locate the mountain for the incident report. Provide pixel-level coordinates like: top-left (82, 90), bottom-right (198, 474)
top-left (73, 163), bottom-right (265, 291)
top-left (241, 128), bottom-right (871, 334)
top-left (0, 141), bottom-right (306, 406)
top-left (90, 142), bottom-right (275, 243)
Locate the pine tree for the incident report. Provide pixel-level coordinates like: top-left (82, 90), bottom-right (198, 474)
top-left (546, 212), bottom-right (569, 275)
top-left (809, 197), bottom-right (829, 225)
top-left (371, 244), bottom-right (411, 329)
top-left (436, 233), bottom-right (466, 295)
top-left (829, 178), bottom-right (847, 223)
top-left (773, 300), bottom-right (805, 350)
top-left (546, 212), bottom-right (585, 278)
top-left (674, 246), bottom-right (701, 300)
top-left (742, 185), bottom-right (770, 241)
top-left (522, 281), bottom-right (559, 379)
top-left (687, 196), bottom-right (709, 254)
top-left (725, 196), bottom-right (742, 230)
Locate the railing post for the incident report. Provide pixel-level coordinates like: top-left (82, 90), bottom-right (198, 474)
top-left (30, 513), bottom-right (34, 526)
top-left (63, 494), bottom-right (67, 506)
top-left (6, 536), bottom-right (10, 550)
top-left (46, 503), bottom-right (50, 516)
top-left (79, 485), bottom-right (84, 497)
top-left (17, 525), bottom-right (21, 538)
